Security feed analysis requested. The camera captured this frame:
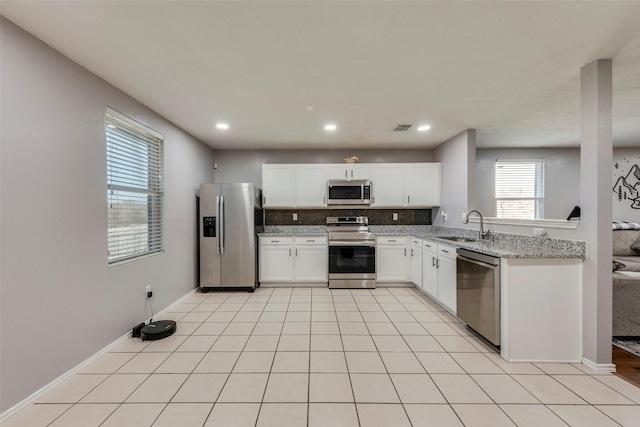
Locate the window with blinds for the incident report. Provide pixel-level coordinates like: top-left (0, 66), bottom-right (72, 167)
top-left (495, 160), bottom-right (544, 220)
top-left (106, 108), bottom-right (164, 264)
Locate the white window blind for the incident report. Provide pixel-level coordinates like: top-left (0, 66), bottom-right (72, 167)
top-left (106, 108), bottom-right (164, 264)
top-left (495, 160), bottom-right (544, 220)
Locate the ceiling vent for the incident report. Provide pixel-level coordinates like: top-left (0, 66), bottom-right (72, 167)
top-left (392, 124), bottom-right (414, 132)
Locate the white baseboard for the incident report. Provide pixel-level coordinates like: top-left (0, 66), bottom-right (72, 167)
top-left (376, 282), bottom-right (413, 288)
top-left (0, 287), bottom-right (199, 423)
top-left (260, 282), bottom-right (327, 287)
top-left (581, 357), bottom-right (617, 373)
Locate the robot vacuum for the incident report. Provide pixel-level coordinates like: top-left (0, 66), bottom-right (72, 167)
top-left (140, 320), bottom-right (176, 340)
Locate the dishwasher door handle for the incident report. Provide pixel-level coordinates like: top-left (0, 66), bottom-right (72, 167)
top-left (457, 254), bottom-right (499, 270)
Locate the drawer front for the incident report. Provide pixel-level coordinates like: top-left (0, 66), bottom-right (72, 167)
top-left (377, 236), bottom-right (407, 245)
top-left (411, 237), bottom-right (422, 247)
top-left (260, 236), bottom-right (293, 245)
top-left (294, 236), bottom-right (328, 245)
top-left (438, 245), bottom-right (456, 259)
top-left (422, 240), bottom-right (437, 252)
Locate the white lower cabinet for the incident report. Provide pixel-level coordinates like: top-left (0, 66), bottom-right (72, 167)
top-left (293, 238), bottom-right (327, 282)
top-left (436, 245), bottom-right (457, 314)
top-left (376, 236), bottom-right (411, 283)
top-left (259, 236), bottom-right (327, 284)
top-left (422, 241), bottom-right (439, 298)
top-left (259, 237), bottom-right (294, 282)
top-left (410, 238), bottom-right (423, 287)
top-left (420, 239), bottom-right (456, 314)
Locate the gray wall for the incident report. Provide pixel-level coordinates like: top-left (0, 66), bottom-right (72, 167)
top-left (211, 149), bottom-right (433, 186)
top-left (431, 130), bottom-right (476, 228)
top-left (476, 147), bottom-right (581, 219)
top-left (476, 147), bottom-right (640, 223)
top-left (0, 18), bottom-right (216, 412)
top-left (612, 147), bottom-right (640, 222)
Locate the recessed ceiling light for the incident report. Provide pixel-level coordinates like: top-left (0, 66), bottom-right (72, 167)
top-left (216, 123), bottom-right (229, 130)
top-left (324, 124), bottom-right (337, 131)
top-left (417, 125), bottom-right (431, 132)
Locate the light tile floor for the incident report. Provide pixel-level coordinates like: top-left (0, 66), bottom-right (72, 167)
top-left (4, 286), bottom-right (640, 427)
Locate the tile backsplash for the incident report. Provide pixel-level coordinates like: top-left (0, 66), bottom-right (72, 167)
top-left (265, 209), bottom-right (432, 226)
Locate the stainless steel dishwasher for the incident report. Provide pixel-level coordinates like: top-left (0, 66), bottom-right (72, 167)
top-left (456, 248), bottom-right (501, 346)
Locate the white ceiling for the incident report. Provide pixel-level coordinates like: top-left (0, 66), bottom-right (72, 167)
top-left (2, 1), bottom-right (640, 149)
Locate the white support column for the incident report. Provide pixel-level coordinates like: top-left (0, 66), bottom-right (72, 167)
top-left (580, 59), bottom-right (614, 370)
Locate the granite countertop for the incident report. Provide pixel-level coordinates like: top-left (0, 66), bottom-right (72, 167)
top-left (259, 232), bottom-right (328, 237)
top-left (376, 233), bottom-right (582, 259)
top-left (415, 235), bottom-right (582, 259)
top-left (259, 226), bottom-right (584, 259)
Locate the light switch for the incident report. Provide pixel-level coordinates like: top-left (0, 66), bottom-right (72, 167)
top-left (293, 213), bottom-right (298, 221)
top-left (392, 213), bottom-right (398, 221)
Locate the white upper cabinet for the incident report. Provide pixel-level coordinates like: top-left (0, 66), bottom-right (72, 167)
top-left (405, 163), bottom-right (441, 207)
top-left (261, 162), bottom-right (440, 208)
top-left (262, 164), bottom-right (294, 208)
top-left (328, 164), bottom-right (371, 181)
top-left (371, 164), bottom-right (405, 207)
top-left (295, 165), bottom-right (328, 207)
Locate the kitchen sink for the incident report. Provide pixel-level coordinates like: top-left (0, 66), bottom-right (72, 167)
top-left (438, 236), bottom-right (476, 242)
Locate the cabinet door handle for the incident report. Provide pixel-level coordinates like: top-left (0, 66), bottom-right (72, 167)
top-left (263, 196), bottom-right (266, 205)
top-left (436, 259), bottom-right (440, 269)
top-left (388, 239), bottom-right (396, 242)
top-left (295, 248), bottom-right (298, 257)
top-left (408, 195), bottom-right (410, 204)
top-left (372, 196), bottom-right (375, 204)
top-left (411, 249), bottom-right (414, 256)
top-left (351, 170), bottom-right (353, 178)
top-left (307, 239), bottom-right (315, 242)
top-left (404, 248), bottom-right (407, 256)
top-left (272, 240), bottom-right (279, 243)
top-left (345, 170), bottom-right (348, 178)
top-left (432, 257), bottom-right (436, 267)
top-left (442, 249), bottom-right (449, 253)
top-left (323, 196), bottom-right (326, 204)
top-left (289, 248), bottom-right (291, 257)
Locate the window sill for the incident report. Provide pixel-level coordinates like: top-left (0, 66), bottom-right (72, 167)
top-left (108, 250), bottom-right (164, 267)
top-left (467, 217), bottom-right (580, 229)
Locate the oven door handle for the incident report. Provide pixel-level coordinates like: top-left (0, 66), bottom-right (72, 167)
top-left (329, 241), bottom-right (376, 247)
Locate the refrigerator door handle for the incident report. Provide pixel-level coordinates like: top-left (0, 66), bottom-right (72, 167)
top-left (220, 196), bottom-right (225, 255)
top-left (215, 196), bottom-right (221, 255)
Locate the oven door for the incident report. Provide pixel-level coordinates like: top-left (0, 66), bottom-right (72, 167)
top-left (328, 242), bottom-right (376, 278)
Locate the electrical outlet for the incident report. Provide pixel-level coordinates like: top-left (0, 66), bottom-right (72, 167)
top-left (392, 213), bottom-right (398, 221)
top-left (146, 285), bottom-right (151, 294)
top-left (533, 227), bottom-right (547, 236)
top-left (462, 212), bottom-right (467, 221)
top-left (145, 285), bottom-right (152, 298)
top-left (293, 213), bottom-right (298, 221)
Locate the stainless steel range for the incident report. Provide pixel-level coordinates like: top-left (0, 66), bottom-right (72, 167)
top-left (327, 217), bottom-right (376, 289)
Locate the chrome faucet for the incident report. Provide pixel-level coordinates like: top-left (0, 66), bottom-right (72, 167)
top-left (464, 210), bottom-right (489, 240)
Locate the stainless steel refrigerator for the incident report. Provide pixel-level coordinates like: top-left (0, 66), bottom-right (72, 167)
top-left (199, 183), bottom-right (263, 291)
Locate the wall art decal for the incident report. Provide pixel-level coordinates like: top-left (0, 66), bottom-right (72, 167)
top-left (613, 157), bottom-right (640, 209)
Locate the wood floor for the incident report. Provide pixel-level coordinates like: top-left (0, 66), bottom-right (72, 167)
top-left (613, 345), bottom-right (640, 387)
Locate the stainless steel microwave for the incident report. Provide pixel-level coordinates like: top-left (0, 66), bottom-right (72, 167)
top-left (327, 180), bottom-right (372, 205)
